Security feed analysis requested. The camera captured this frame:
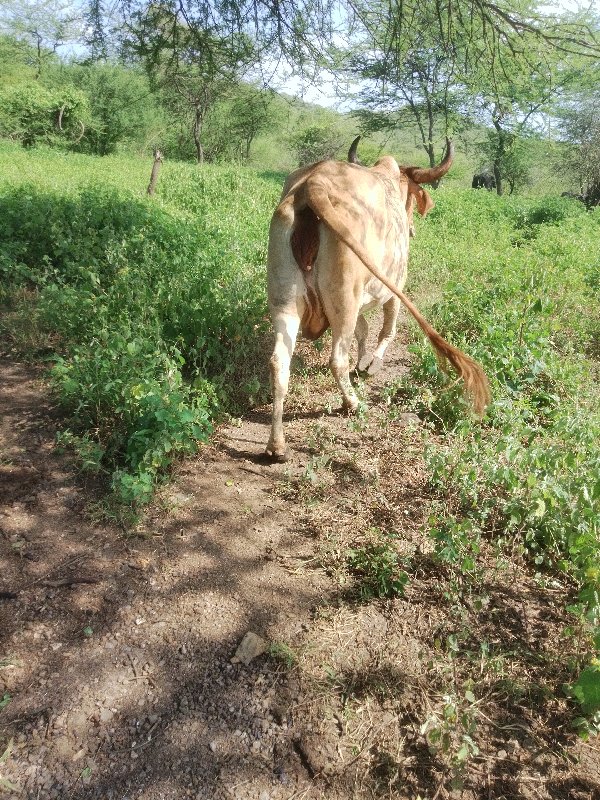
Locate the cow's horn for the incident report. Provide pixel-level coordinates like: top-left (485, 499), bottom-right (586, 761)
top-left (348, 135), bottom-right (361, 164)
top-left (402, 138), bottom-right (454, 184)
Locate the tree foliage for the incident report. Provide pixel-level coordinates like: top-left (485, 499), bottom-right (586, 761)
top-left (113, 0), bottom-right (600, 66)
top-left (347, 4), bottom-right (466, 170)
top-left (558, 87), bottom-right (600, 198)
top-left (0, 34), bottom-right (41, 84)
top-left (476, 129), bottom-right (532, 194)
top-left (0, 82), bottom-right (89, 147)
top-left (54, 63), bottom-right (166, 155)
top-left (0, 0), bottom-right (84, 77)
top-left (206, 84), bottom-right (280, 161)
top-left (123, 2), bottom-right (257, 162)
top-left (289, 122), bottom-right (344, 165)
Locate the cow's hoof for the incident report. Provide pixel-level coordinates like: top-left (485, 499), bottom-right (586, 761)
top-left (367, 356), bottom-right (383, 376)
top-left (357, 355), bottom-right (383, 376)
top-left (263, 447), bottom-right (290, 463)
top-left (357, 354), bottom-right (373, 373)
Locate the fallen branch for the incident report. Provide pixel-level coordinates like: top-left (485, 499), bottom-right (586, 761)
top-left (43, 577), bottom-right (99, 588)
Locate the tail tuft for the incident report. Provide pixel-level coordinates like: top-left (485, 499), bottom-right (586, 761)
top-left (429, 330), bottom-right (490, 417)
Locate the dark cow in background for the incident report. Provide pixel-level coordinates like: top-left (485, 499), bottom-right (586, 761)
top-left (472, 173), bottom-right (496, 191)
top-left (583, 184), bottom-right (600, 207)
top-left (561, 185), bottom-right (600, 208)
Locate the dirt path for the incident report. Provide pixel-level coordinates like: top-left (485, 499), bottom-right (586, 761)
top-left (1, 322), bottom-right (599, 800)
top-left (0, 348), bottom-right (338, 799)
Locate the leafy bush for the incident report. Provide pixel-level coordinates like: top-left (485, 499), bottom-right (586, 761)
top-left (511, 196), bottom-right (582, 228)
top-left (60, 63), bottom-right (166, 156)
top-left (347, 532), bottom-right (409, 599)
top-left (0, 148), bottom-right (279, 507)
top-left (567, 663), bottom-right (600, 739)
top-left (0, 83), bottom-right (89, 148)
top-left (289, 123), bottom-right (344, 166)
top-left (395, 187), bottom-right (600, 633)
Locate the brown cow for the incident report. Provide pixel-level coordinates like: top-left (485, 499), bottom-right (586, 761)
top-left (265, 141), bottom-right (490, 461)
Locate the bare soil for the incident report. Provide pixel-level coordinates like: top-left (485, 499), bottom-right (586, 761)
top-left (1, 318), bottom-right (599, 800)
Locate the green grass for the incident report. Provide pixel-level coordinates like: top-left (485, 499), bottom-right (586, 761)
top-left (393, 188), bottom-right (600, 715)
top-left (0, 142), bottom-right (279, 508)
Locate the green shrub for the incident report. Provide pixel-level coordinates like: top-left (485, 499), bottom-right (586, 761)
top-left (347, 532), bottom-right (409, 600)
top-left (0, 149), bottom-right (280, 507)
top-left (0, 83), bottom-right (89, 148)
top-left (398, 188), bottom-right (600, 628)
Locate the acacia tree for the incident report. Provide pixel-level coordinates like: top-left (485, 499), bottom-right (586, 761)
top-left (0, 0), bottom-right (84, 77)
top-left (558, 86), bottom-right (600, 202)
top-left (476, 125), bottom-right (532, 194)
top-left (101, 1), bottom-right (600, 174)
top-left (464, 23), bottom-right (588, 195)
top-left (84, 0), bottom-right (108, 62)
top-left (347, 6), bottom-right (465, 176)
top-left (111, 1), bottom-right (600, 77)
top-left (0, 34), bottom-right (40, 84)
top-left (125, 2), bottom-right (256, 163)
top-left (320, 1), bottom-right (598, 190)
top-left (226, 84), bottom-right (279, 161)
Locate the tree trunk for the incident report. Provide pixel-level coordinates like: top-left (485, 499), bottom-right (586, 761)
top-left (427, 143), bottom-right (441, 189)
top-left (193, 107), bottom-right (204, 165)
top-left (35, 32), bottom-right (42, 79)
top-left (493, 118), bottom-right (505, 196)
top-left (244, 134), bottom-right (253, 162)
top-left (426, 94), bottom-right (441, 189)
top-left (407, 95), bottom-right (441, 188)
top-left (147, 149), bottom-right (163, 196)
top-left (493, 162), bottom-right (503, 196)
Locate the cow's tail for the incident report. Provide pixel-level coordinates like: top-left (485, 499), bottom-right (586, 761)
top-left (304, 178), bottom-right (491, 417)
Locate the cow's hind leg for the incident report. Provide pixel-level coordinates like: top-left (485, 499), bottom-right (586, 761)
top-left (355, 314), bottom-right (371, 372)
top-left (327, 301), bottom-right (361, 412)
top-left (330, 327), bottom-right (359, 412)
top-left (358, 296), bottom-right (400, 376)
top-left (265, 310), bottom-right (300, 461)
top-left (320, 255), bottom-right (361, 411)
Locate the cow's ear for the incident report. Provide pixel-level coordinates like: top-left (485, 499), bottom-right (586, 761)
top-left (412, 183), bottom-right (435, 217)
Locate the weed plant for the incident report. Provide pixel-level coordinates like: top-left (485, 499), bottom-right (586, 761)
top-left (347, 531), bottom-right (410, 600)
top-left (0, 143), bottom-right (278, 507)
top-left (391, 188), bottom-right (600, 717)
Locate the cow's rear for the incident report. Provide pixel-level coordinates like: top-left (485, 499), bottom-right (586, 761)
top-left (265, 142), bottom-right (490, 461)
